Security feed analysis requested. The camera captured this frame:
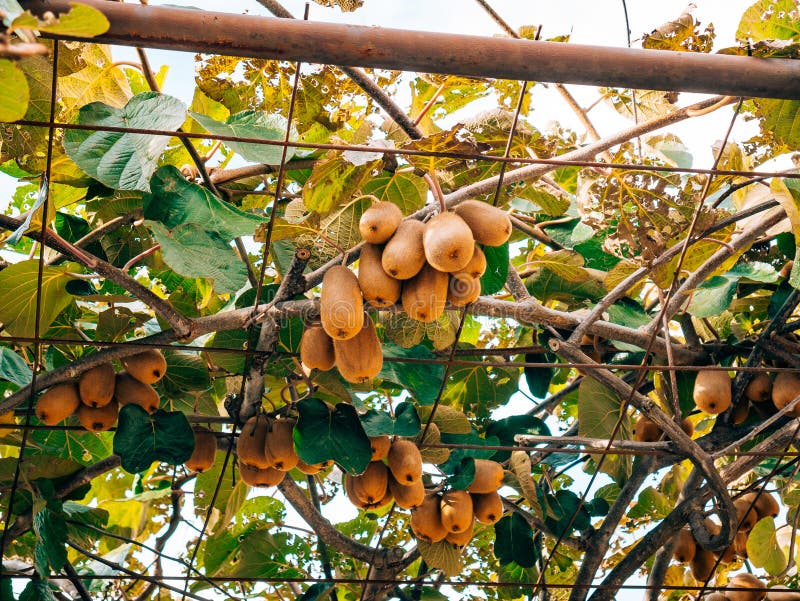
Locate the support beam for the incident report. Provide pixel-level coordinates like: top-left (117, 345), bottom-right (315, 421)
top-left (23, 0), bottom-right (800, 100)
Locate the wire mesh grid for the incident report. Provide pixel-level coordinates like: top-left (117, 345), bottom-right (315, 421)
top-left (0, 0), bottom-right (799, 599)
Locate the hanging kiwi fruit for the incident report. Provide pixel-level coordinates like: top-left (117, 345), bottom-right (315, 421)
top-left (401, 262), bottom-right (448, 323)
top-left (472, 491), bottom-right (504, 524)
top-left (35, 382), bottom-right (81, 425)
top-left (422, 211), bottom-right (475, 273)
top-left (387, 439), bottom-right (423, 485)
top-left (388, 472), bottom-right (426, 509)
top-left (265, 418), bottom-right (299, 471)
top-left (671, 527), bottom-right (696, 563)
top-left (78, 362), bottom-right (116, 408)
top-left (122, 349), bottom-right (167, 384)
top-left (467, 459), bottom-right (504, 493)
top-left (381, 220), bottom-right (427, 280)
top-left (76, 400), bottom-right (119, 432)
top-left (439, 489), bottom-right (474, 533)
top-left (332, 316), bottom-right (383, 384)
top-left (237, 415), bottom-right (271, 469)
top-left (320, 265), bottom-right (364, 341)
top-left (359, 200), bottom-right (402, 244)
top-left (771, 372), bottom-right (800, 416)
top-left (693, 369), bottom-right (732, 415)
top-left (745, 372), bottom-right (772, 403)
top-left (114, 373), bottom-right (160, 414)
top-left (452, 199), bottom-right (512, 247)
top-left (358, 243), bottom-right (401, 308)
top-left (300, 325), bottom-right (335, 372)
top-left (184, 426), bottom-right (217, 473)
top-left (369, 435), bottom-right (391, 461)
top-left (410, 493), bottom-right (448, 543)
top-left (238, 462), bottom-right (285, 487)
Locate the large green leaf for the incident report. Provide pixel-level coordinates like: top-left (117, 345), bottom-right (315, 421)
top-left (190, 110), bottom-right (296, 165)
top-left (302, 153), bottom-right (379, 214)
top-left (737, 0), bottom-right (800, 41)
top-left (747, 517), bottom-right (787, 575)
top-left (756, 98), bottom-right (800, 150)
top-left (486, 414), bottom-right (550, 462)
top-left (11, 4), bottom-right (109, 37)
top-left (27, 429), bottom-right (113, 467)
top-left (144, 165), bottom-right (268, 238)
top-left (32, 505), bottom-right (67, 576)
top-left (578, 378), bottom-right (632, 482)
top-left (378, 343), bottom-right (446, 405)
top-left (359, 402), bottom-right (421, 437)
top-left (442, 361), bottom-right (520, 418)
top-left (494, 512), bottom-right (537, 568)
top-left (113, 405), bottom-right (194, 473)
top-left (63, 92), bottom-right (186, 191)
top-left (0, 347), bottom-right (32, 387)
top-left (293, 398), bottom-right (372, 475)
top-left (417, 539), bottom-right (465, 577)
top-left (480, 243), bottom-right (509, 295)
top-left (147, 221), bottom-right (248, 295)
top-left (0, 261), bottom-right (75, 338)
top-left (0, 59), bottom-right (28, 122)
top-left (19, 580), bottom-right (57, 601)
top-left (361, 171), bottom-right (427, 213)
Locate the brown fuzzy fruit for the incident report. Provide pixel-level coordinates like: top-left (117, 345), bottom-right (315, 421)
top-left (320, 265), bottom-right (364, 341)
top-left (122, 349), bottom-right (167, 384)
top-left (78, 362), bottom-right (116, 408)
top-left (388, 472), bottom-right (426, 509)
top-left (114, 373), bottom-right (160, 414)
top-left (402, 262), bottom-right (449, 323)
top-left (467, 459), bottom-right (504, 493)
top-left (727, 573), bottom-right (767, 601)
top-left (693, 370), bottom-right (732, 415)
top-left (453, 200), bottom-right (512, 247)
top-left (634, 415), bottom-right (661, 442)
top-left (772, 372), bottom-right (800, 416)
top-left (689, 546), bottom-right (717, 582)
top-left (446, 517), bottom-right (474, 546)
top-left (369, 435), bottom-right (392, 461)
top-left (237, 416), bottom-right (271, 469)
top-left (462, 245), bottom-right (487, 279)
top-left (716, 541), bottom-right (736, 564)
top-left (732, 401), bottom-right (751, 425)
top-left (358, 243), bottom-right (401, 308)
top-left (359, 201), bottom-right (403, 244)
top-left (447, 273), bottom-right (481, 307)
top-left (382, 220), bottom-right (427, 280)
top-left (76, 400), bottom-right (119, 432)
top-left (734, 498), bottom-right (759, 531)
top-left (422, 212), bottom-right (475, 273)
top-left (410, 494), bottom-right (448, 543)
top-left (740, 491), bottom-right (779, 519)
top-left (300, 326), bottom-right (335, 371)
top-left (185, 426), bottom-right (217, 473)
top-left (333, 317), bottom-right (383, 384)
top-left (265, 418), bottom-right (298, 471)
top-left (745, 373), bottom-right (773, 403)
top-left (440, 490), bottom-right (473, 533)
top-left (387, 439), bottom-right (423, 485)
top-left (238, 462), bottom-right (285, 487)
top-left (472, 491), bottom-right (504, 524)
top-left (295, 458), bottom-right (332, 475)
top-left (36, 382), bottom-right (81, 425)
top-left (681, 417), bottom-right (694, 437)
top-left (352, 461), bottom-right (389, 506)
top-left (733, 530), bottom-right (749, 558)
top-left (672, 527), bottom-right (696, 563)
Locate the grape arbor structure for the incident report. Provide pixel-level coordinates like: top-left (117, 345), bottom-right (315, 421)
top-left (1, 1), bottom-right (800, 600)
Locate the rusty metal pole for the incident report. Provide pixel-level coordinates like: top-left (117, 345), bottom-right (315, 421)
top-left (22, 0), bottom-right (800, 100)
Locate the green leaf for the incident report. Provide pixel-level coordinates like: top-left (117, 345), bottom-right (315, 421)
top-left (756, 98), bottom-right (800, 150)
top-left (12, 4), bottom-right (109, 37)
top-left (508, 451), bottom-right (542, 518)
top-left (737, 0), bottom-right (800, 41)
top-left (190, 110), bottom-right (296, 165)
top-left (360, 402), bottom-right (421, 437)
top-left (63, 92), bottom-right (186, 191)
top-left (578, 378), bottom-right (632, 482)
top-left (19, 580), bottom-right (57, 601)
top-left (27, 429), bottom-right (113, 467)
top-left (443, 455), bottom-right (475, 490)
top-left (747, 517), bottom-right (787, 575)
top-left (113, 405), bottom-right (195, 474)
top-left (526, 267), bottom-right (606, 305)
top-left (147, 221), bottom-right (248, 295)
top-left (544, 489), bottom-right (591, 535)
top-left (486, 414), bottom-right (550, 462)
top-left (293, 398), bottom-right (372, 475)
top-left (417, 539), bottom-right (465, 577)
top-left (0, 59), bottom-right (28, 122)
top-left (686, 275), bottom-right (737, 318)
top-left (361, 171), bottom-right (427, 213)
top-left (416, 405), bottom-right (472, 434)
top-left (627, 486), bottom-right (672, 520)
top-left (442, 361), bottom-right (520, 418)
top-left (303, 153), bottom-right (379, 214)
top-left (145, 165), bottom-right (269, 238)
top-left (526, 250), bottom-right (590, 283)
top-left (0, 260), bottom-right (75, 338)
top-left (480, 243), bottom-right (509, 295)
top-left (0, 347), bottom-right (32, 387)
top-left (33, 505), bottom-right (67, 576)
top-left (494, 512), bottom-right (537, 567)
top-left (1, 574), bottom-right (12, 601)
top-left (378, 343), bottom-right (446, 405)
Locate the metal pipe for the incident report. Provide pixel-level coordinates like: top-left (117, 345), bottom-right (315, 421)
top-left (22, 0), bottom-right (800, 100)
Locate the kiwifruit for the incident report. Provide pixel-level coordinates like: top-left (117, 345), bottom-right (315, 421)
top-left (440, 489), bottom-right (473, 533)
top-left (344, 473), bottom-right (367, 508)
top-left (300, 325), bottom-right (335, 371)
top-left (76, 400), bottom-right (118, 432)
top-left (634, 415), bottom-right (661, 442)
top-left (358, 243), bottom-right (401, 308)
top-left (693, 370), bottom-right (732, 415)
top-left (423, 212), bottom-right (475, 273)
top-left (238, 462), bottom-right (285, 487)
top-left (705, 595), bottom-right (730, 601)
top-left (114, 373), bottom-right (160, 414)
top-left (732, 400), bottom-right (751, 425)
top-left (237, 415), bottom-right (271, 469)
top-left (369, 435), bottom-right (392, 461)
top-left (122, 349), bottom-right (167, 384)
top-left (467, 459), bottom-right (504, 493)
top-left (727, 573), bottom-right (767, 601)
top-left (672, 527), bottom-right (697, 563)
top-left (462, 245), bottom-right (487, 279)
top-left (265, 418), bottom-right (298, 471)
top-left (320, 265), bottom-right (364, 341)
top-left (472, 491), bottom-right (504, 525)
top-left (715, 540), bottom-right (736, 564)
top-left (295, 458), bottom-right (332, 475)
top-left (410, 493), bottom-right (448, 543)
top-left (733, 498), bottom-right (758, 532)
top-left (352, 461), bottom-right (389, 505)
top-left (765, 586), bottom-right (800, 600)
top-left (445, 517), bottom-right (474, 546)
top-left (374, 488), bottom-right (394, 509)
top-left (402, 262), bottom-right (448, 323)
top-left (387, 439), bottom-right (423, 484)
top-left (382, 220), bottom-right (426, 280)
top-left (689, 546), bottom-right (717, 582)
top-left (740, 491), bottom-right (779, 519)
top-left (681, 417), bottom-right (695, 437)
top-left (745, 373), bottom-right (772, 403)
top-left (333, 317), bottom-right (383, 383)
top-left (184, 426), bottom-right (217, 473)
top-left (36, 382), bottom-right (81, 425)
top-left (78, 362), bottom-right (116, 408)
top-left (772, 372), bottom-right (800, 416)
top-left (388, 472), bottom-right (425, 509)
top-left (447, 273), bottom-right (481, 307)
top-left (453, 200), bottom-right (512, 247)
top-left (359, 201), bottom-right (402, 244)
top-left (733, 530), bottom-right (749, 558)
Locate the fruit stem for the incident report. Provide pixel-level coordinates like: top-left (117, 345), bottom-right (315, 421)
top-left (424, 172), bottom-right (446, 213)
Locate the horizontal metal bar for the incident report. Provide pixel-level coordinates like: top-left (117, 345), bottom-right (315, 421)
top-left (23, 0), bottom-right (800, 99)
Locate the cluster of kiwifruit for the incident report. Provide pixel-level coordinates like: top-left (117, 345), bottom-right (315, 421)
top-left (234, 414), bottom-right (332, 487)
top-left (693, 369), bottom-right (800, 422)
top-left (34, 349), bottom-right (167, 433)
top-left (672, 492), bottom-right (779, 584)
top-left (342, 436), bottom-right (506, 547)
top-left (299, 200), bottom-right (511, 384)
